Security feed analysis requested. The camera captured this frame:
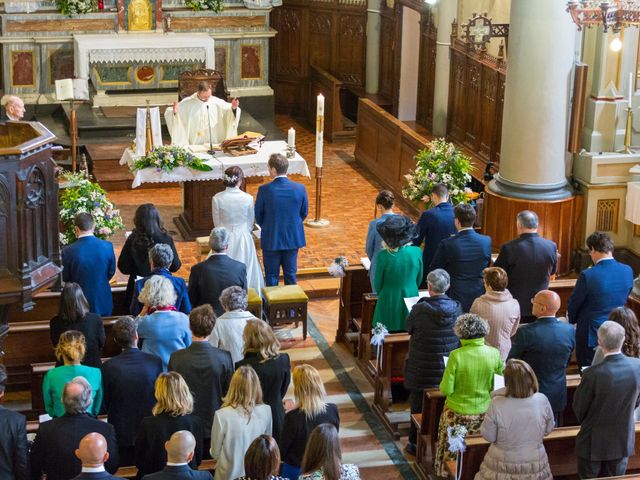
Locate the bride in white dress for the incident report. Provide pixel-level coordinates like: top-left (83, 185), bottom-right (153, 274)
top-left (212, 166), bottom-right (265, 294)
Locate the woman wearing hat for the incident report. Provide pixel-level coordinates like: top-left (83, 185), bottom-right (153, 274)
top-left (372, 215), bottom-right (423, 332)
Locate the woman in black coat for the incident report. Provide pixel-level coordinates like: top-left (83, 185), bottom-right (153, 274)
top-left (117, 203), bottom-right (181, 313)
top-left (403, 268), bottom-right (462, 455)
top-left (50, 282), bottom-right (105, 368)
top-left (235, 319), bottom-right (291, 442)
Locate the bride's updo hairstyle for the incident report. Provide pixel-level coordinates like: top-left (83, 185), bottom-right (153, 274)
top-left (223, 166), bottom-right (245, 188)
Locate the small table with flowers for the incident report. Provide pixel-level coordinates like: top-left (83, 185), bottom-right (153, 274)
top-left (119, 140), bottom-right (310, 240)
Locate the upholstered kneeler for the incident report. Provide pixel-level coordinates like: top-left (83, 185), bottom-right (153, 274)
top-left (261, 285), bottom-right (308, 339)
top-left (247, 288), bottom-right (262, 319)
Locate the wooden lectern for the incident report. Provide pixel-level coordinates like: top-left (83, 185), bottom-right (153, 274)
top-left (0, 121), bottom-right (62, 358)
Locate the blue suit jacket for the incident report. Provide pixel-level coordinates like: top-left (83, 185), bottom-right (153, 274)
top-left (131, 268), bottom-right (191, 316)
top-left (429, 229), bottom-right (491, 312)
top-left (568, 258), bottom-right (633, 356)
top-left (255, 176), bottom-right (308, 251)
top-left (142, 464), bottom-right (212, 480)
top-left (71, 471), bottom-right (120, 479)
top-left (507, 316), bottom-right (575, 413)
top-left (62, 236), bottom-right (116, 316)
top-left (101, 348), bottom-right (163, 447)
top-left (412, 202), bottom-right (457, 273)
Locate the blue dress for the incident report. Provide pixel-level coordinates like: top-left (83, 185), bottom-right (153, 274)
top-left (136, 310), bottom-right (192, 370)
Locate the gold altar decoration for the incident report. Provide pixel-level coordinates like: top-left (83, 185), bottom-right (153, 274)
top-left (128, 0), bottom-right (152, 31)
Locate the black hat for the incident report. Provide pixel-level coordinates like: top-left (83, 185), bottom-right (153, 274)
top-left (376, 215), bottom-right (416, 249)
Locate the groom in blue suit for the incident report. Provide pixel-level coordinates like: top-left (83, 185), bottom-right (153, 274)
top-left (62, 213), bottom-right (116, 315)
top-left (255, 153), bottom-right (308, 286)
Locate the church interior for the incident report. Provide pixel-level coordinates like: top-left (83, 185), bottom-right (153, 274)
top-left (3, 0), bottom-right (640, 478)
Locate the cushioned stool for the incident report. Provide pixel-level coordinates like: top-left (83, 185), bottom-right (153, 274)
top-left (262, 285), bottom-right (309, 340)
top-left (247, 288), bottom-right (262, 319)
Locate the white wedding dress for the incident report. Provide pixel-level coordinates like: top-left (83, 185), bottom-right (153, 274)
top-left (212, 187), bottom-right (265, 294)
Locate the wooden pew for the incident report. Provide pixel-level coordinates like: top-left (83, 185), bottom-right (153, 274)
top-left (307, 64), bottom-right (355, 142)
top-left (4, 317), bottom-right (121, 393)
top-left (336, 265), bottom-right (370, 350)
top-left (370, 332), bottom-right (411, 439)
top-left (357, 293), bottom-right (377, 370)
top-left (445, 423), bottom-right (640, 480)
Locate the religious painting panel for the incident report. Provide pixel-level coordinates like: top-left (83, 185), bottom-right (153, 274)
top-left (241, 45), bottom-right (262, 80)
top-left (336, 14), bottom-right (365, 87)
top-left (124, 0), bottom-right (156, 31)
top-left (49, 48), bottom-right (74, 86)
top-left (309, 11), bottom-right (332, 72)
top-left (11, 50), bottom-right (35, 87)
top-left (215, 46), bottom-right (229, 82)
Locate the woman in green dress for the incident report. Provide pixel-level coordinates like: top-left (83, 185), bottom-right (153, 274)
top-left (372, 215), bottom-right (423, 332)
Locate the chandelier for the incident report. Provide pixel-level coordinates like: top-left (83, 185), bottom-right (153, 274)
top-left (566, 1), bottom-right (640, 32)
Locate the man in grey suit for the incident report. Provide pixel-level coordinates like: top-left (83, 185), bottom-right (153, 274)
top-left (573, 321), bottom-right (640, 478)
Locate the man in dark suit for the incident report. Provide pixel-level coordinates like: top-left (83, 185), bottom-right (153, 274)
top-left (169, 305), bottom-right (233, 451)
top-left (30, 377), bottom-right (119, 480)
top-left (102, 317), bottom-right (163, 466)
top-left (71, 433), bottom-right (119, 479)
top-left (1, 95), bottom-right (25, 122)
top-left (412, 183), bottom-right (457, 286)
top-left (62, 212), bottom-right (116, 316)
top-left (0, 365), bottom-right (28, 480)
top-left (429, 203), bottom-right (491, 312)
top-left (507, 290), bottom-right (575, 424)
top-left (188, 227), bottom-right (247, 316)
top-left (494, 210), bottom-right (557, 322)
top-left (131, 244), bottom-right (191, 315)
top-left (255, 153), bottom-right (308, 286)
top-left (142, 431), bottom-right (211, 480)
top-left (574, 321), bottom-right (640, 478)
top-left (568, 231), bottom-right (634, 367)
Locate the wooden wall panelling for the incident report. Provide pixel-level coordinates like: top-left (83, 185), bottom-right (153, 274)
top-left (378, 10), bottom-right (397, 104)
top-left (336, 13), bottom-right (366, 87)
top-left (416, 13), bottom-right (436, 131)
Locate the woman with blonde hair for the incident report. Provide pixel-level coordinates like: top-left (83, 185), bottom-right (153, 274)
top-left (280, 364), bottom-right (340, 479)
top-left (135, 372), bottom-right (205, 479)
top-left (236, 319), bottom-right (291, 442)
top-left (43, 330), bottom-right (102, 417)
top-left (136, 275), bottom-right (191, 370)
top-left (475, 359), bottom-right (554, 480)
top-left (210, 366), bottom-right (272, 480)
top-left (300, 424), bottom-right (360, 480)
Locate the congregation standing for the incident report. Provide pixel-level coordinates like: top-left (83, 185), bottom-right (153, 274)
top-left (2, 163), bottom-right (639, 480)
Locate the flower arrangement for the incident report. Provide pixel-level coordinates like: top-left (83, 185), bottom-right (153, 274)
top-left (402, 138), bottom-right (476, 209)
top-left (131, 145), bottom-right (213, 173)
top-left (59, 171), bottom-right (124, 245)
top-left (185, 0), bottom-right (224, 12)
top-left (327, 256), bottom-right (349, 278)
top-left (55, 0), bottom-right (97, 15)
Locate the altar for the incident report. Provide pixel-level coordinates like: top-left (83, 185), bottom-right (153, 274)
top-left (120, 140), bottom-right (310, 239)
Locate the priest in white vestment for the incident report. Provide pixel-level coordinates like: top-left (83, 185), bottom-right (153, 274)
top-left (164, 81), bottom-right (240, 146)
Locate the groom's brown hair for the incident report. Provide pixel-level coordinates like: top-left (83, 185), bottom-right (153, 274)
top-left (268, 153), bottom-right (289, 175)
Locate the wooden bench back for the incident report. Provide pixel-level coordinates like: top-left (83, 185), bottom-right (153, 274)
top-left (178, 68), bottom-right (229, 102)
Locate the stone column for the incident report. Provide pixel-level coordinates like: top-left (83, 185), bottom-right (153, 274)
top-left (431, 0), bottom-right (457, 136)
top-left (365, 0), bottom-right (382, 94)
top-left (488, 0), bottom-right (575, 200)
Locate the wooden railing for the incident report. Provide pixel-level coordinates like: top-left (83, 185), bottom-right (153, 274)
top-left (307, 65), bottom-right (355, 142)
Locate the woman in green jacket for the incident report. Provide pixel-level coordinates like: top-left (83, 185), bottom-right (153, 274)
top-left (434, 313), bottom-right (503, 476)
top-left (43, 330), bottom-right (102, 417)
top-left (372, 215), bottom-right (423, 332)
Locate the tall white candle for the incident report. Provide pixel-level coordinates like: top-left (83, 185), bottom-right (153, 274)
top-left (629, 72), bottom-right (634, 108)
top-left (315, 94), bottom-right (325, 168)
top-left (288, 127), bottom-right (295, 148)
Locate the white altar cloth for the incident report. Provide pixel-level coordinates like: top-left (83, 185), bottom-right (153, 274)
top-left (119, 140), bottom-right (311, 188)
top-left (73, 33), bottom-right (215, 80)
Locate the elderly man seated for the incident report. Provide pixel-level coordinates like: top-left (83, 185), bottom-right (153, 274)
top-left (1, 95), bottom-right (25, 121)
top-left (210, 286), bottom-right (259, 364)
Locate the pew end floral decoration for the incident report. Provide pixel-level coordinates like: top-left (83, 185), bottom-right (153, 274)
top-left (59, 171), bottom-right (124, 245)
top-left (402, 138), bottom-right (476, 209)
top-left (131, 145), bottom-right (213, 173)
top-left (328, 256), bottom-right (349, 278)
top-left (371, 323), bottom-right (389, 370)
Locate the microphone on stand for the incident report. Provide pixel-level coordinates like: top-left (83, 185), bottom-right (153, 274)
top-left (206, 104), bottom-right (215, 156)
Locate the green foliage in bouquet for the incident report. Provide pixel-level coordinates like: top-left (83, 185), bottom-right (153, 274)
top-left (185, 0), bottom-right (223, 12)
top-left (131, 145), bottom-right (213, 173)
top-left (55, 0), bottom-right (97, 16)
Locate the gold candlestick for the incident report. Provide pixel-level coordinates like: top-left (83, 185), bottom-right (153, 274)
top-left (305, 166), bottom-right (330, 228)
top-left (619, 106), bottom-right (634, 155)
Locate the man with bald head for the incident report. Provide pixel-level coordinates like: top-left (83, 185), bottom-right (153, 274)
top-left (71, 433), bottom-right (119, 479)
top-left (508, 289), bottom-right (575, 424)
top-left (142, 431), bottom-right (212, 479)
top-left (30, 377), bottom-right (119, 480)
top-left (1, 95), bottom-right (25, 121)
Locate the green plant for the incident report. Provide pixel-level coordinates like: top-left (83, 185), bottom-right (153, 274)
top-left (131, 145), bottom-right (213, 173)
top-left (55, 0), bottom-right (97, 15)
top-left (402, 138), bottom-right (475, 208)
top-left (59, 171), bottom-right (124, 245)
top-left (185, 0), bottom-right (224, 12)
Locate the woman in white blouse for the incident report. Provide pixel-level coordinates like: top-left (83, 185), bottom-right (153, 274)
top-left (210, 365), bottom-right (272, 480)
top-left (212, 166), bottom-right (264, 293)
